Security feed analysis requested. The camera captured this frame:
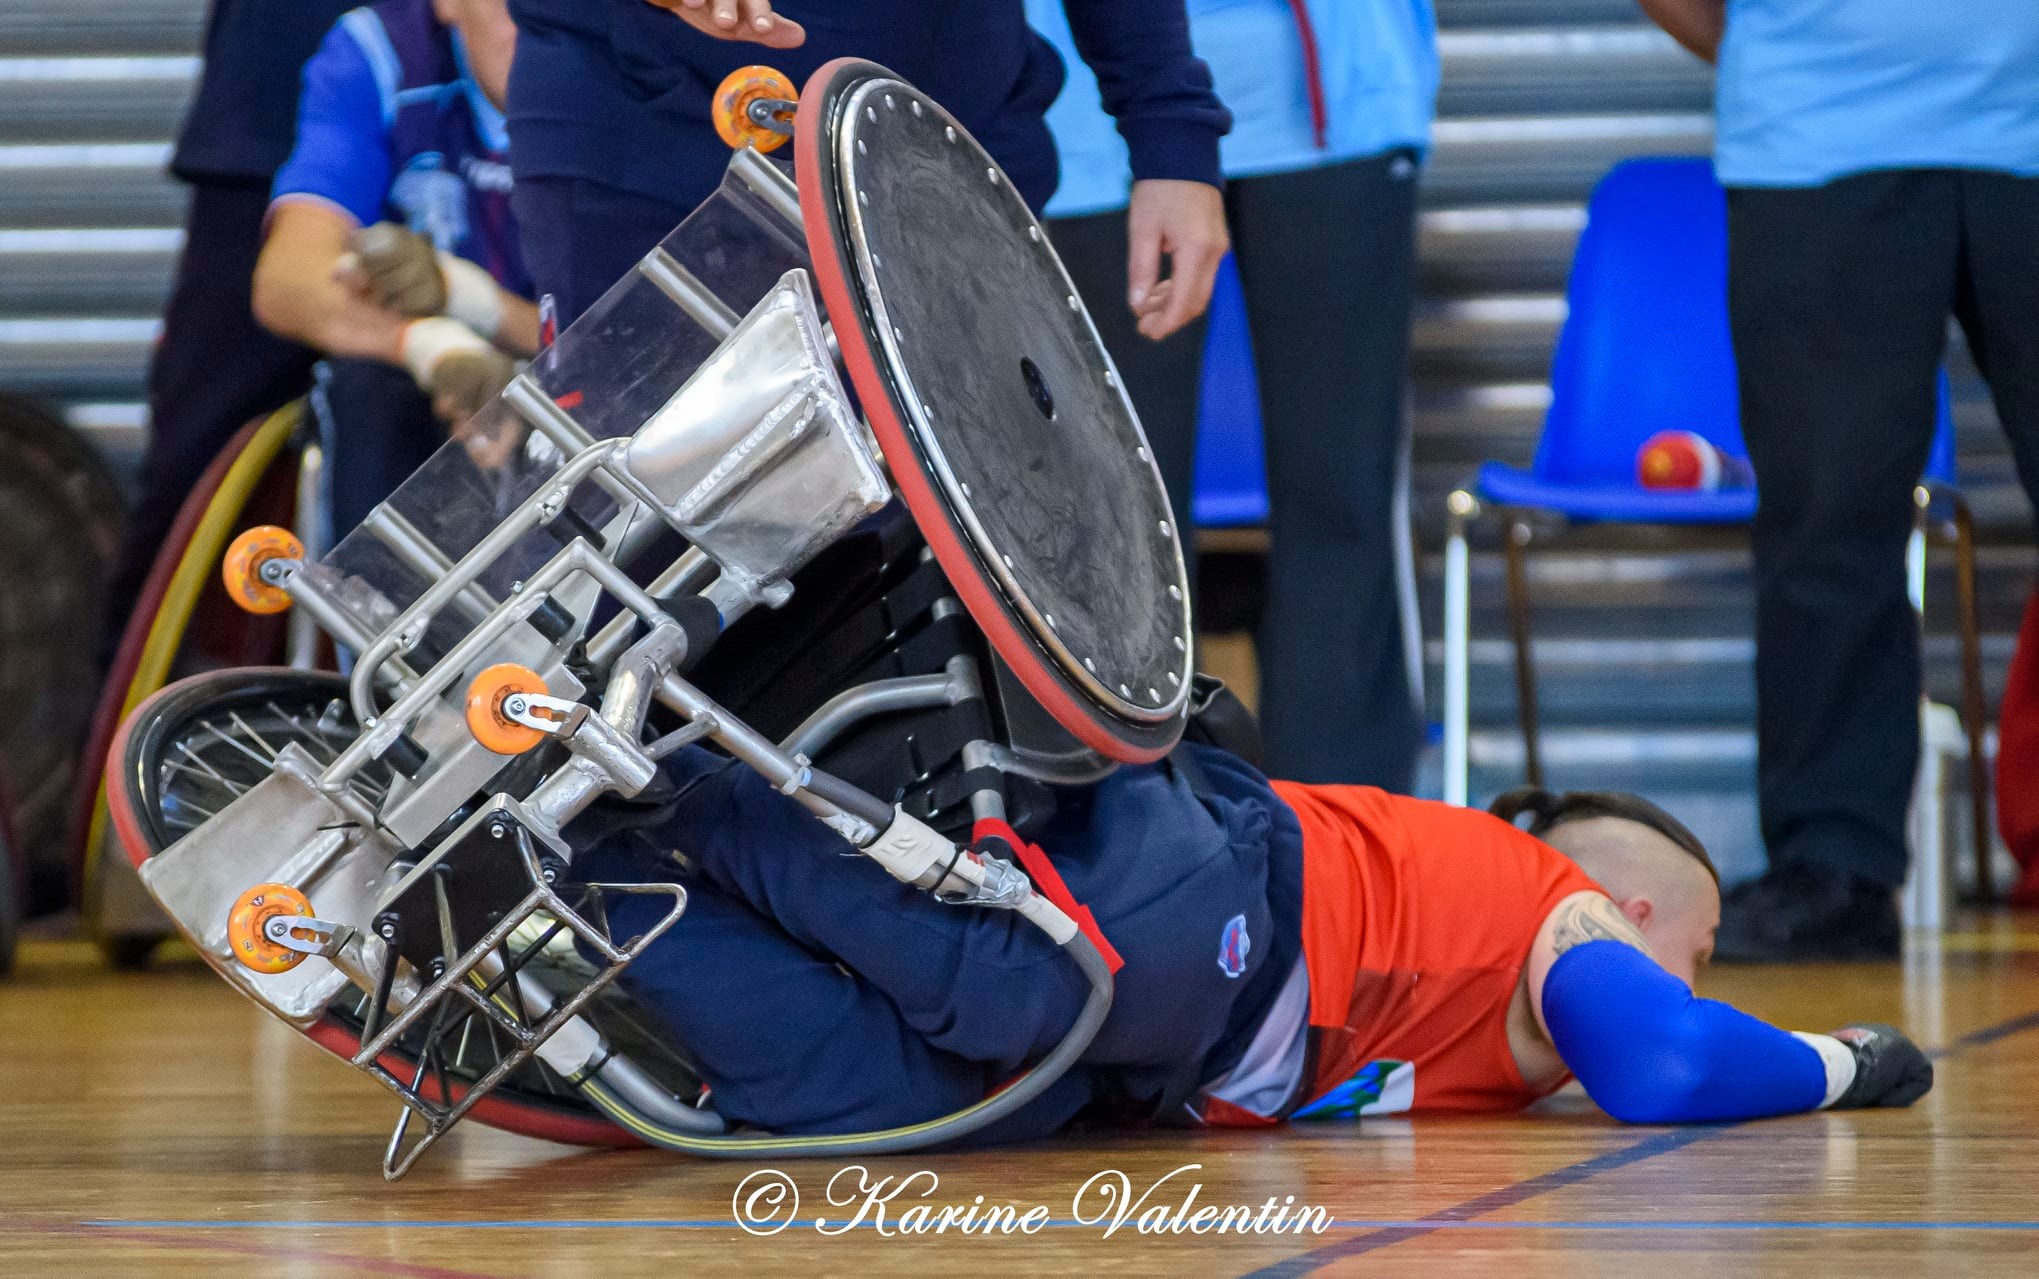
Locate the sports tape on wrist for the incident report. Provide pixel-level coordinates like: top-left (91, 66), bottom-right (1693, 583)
top-left (1790, 1032), bottom-right (1860, 1109)
top-left (399, 317), bottom-right (494, 390)
top-left (437, 251), bottom-right (504, 339)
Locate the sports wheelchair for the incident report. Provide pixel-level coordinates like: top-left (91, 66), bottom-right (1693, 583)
top-left (112, 61), bottom-right (1200, 1177)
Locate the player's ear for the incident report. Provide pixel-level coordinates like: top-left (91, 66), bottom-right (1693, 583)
top-left (1617, 896), bottom-right (1654, 933)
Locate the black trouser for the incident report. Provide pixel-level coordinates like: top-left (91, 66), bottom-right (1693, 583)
top-left (1729, 169), bottom-right (2039, 890)
top-left (1051, 151), bottom-right (1422, 788)
top-left (99, 178), bottom-right (318, 667)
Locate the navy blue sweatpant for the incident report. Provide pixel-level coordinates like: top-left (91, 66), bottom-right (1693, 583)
top-left (510, 176), bottom-right (688, 330)
top-left (583, 742), bottom-right (1302, 1141)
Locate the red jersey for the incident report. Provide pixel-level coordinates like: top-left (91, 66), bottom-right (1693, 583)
top-left (1270, 782), bottom-right (1603, 1118)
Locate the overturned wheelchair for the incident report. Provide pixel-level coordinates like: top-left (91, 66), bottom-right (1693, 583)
top-left (111, 60), bottom-right (1200, 1178)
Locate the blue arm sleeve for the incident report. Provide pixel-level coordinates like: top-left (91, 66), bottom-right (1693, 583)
top-left (1062, 0), bottom-right (1230, 186)
top-left (1543, 940), bottom-right (1827, 1124)
top-left (270, 20), bottom-right (394, 227)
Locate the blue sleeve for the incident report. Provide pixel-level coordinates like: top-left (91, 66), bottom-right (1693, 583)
top-left (269, 18), bottom-right (394, 227)
top-left (1061, 0), bottom-right (1230, 187)
top-left (1543, 940), bottom-right (1827, 1124)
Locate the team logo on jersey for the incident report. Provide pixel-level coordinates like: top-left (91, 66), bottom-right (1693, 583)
top-left (391, 154), bottom-right (469, 252)
top-left (1217, 913), bottom-right (1251, 979)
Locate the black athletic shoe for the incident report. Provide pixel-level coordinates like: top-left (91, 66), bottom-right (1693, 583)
top-left (1712, 861), bottom-right (1901, 962)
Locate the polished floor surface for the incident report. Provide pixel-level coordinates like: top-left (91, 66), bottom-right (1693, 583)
top-left (2, 916), bottom-right (2036, 1277)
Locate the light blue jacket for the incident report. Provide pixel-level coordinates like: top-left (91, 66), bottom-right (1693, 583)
top-left (1032, 0), bottom-right (1438, 218)
top-left (1716, 0), bottom-right (2039, 187)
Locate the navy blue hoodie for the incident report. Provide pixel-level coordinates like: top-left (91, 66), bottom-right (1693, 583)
top-left (505, 0), bottom-right (1230, 215)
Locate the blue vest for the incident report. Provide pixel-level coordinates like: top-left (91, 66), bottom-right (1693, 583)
top-left (273, 0), bottom-right (530, 295)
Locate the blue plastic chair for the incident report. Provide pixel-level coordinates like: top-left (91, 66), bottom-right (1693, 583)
top-left (1191, 256), bottom-right (1270, 529)
top-left (1441, 158), bottom-right (1978, 823)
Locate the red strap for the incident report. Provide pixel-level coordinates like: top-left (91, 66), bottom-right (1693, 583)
top-left (973, 818), bottom-right (1124, 974)
top-left (1287, 0), bottom-right (1330, 150)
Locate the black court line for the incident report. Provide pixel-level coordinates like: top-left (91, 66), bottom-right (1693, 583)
top-left (1239, 1004), bottom-right (2039, 1277)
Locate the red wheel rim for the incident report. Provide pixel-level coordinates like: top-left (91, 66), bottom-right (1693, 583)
top-left (794, 59), bottom-right (1179, 765)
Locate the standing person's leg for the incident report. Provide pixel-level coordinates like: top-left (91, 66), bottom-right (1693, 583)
top-left (1953, 170), bottom-right (2039, 906)
top-left (1050, 210), bottom-right (1209, 538)
top-left (1718, 171), bottom-right (1960, 961)
top-left (1953, 171), bottom-right (2039, 539)
top-left (100, 179), bottom-right (318, 666)
top-left (509, 176), bottom-right (693, 329)
top-left (1229, 152), bottom-right (1422, 789)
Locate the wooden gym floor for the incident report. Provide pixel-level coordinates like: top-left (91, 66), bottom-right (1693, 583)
top-left (2, 916), bottom-right (2037, 1277)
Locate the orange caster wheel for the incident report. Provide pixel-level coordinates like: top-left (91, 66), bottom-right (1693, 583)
top-left (465, 662), bottom-right (555, 755)
top-left (712, 65), bottom-right (796, 153)
top-left (221, 525), bottom-right (304, 615)
top-left (226, 882), bottom-right (313, 974)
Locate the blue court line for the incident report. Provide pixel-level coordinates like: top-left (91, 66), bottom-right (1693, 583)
top-left (1239, 1003), bottom-right (2039, 1278)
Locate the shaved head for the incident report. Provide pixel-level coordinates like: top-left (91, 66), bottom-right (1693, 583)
top-left (1541, 816), bottom-right (1716, 922)
top-left (1490, 789), bottom-right (1722, 984)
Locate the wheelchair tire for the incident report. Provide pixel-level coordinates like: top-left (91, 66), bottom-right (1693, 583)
top-left (72, 404), bottom-right (300, 961)
top-left (0, 395), bottom-right (126, 917)
top-left (0, 775), bottom-right (20, 976)
top-left (109, 667), bottom-right (642, 1150)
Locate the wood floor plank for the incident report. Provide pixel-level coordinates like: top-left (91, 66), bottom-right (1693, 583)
top-left (4, 918), bottom-right (2036, 1277)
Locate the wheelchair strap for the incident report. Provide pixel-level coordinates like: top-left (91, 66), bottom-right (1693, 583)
top-left (972, 817), bottom-right (1124, 974)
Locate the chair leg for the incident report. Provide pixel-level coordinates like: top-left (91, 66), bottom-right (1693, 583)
top-left (1443, 493), bottom-right (1476, 807)
top-left (1501, 513), bottom-right (1545, 789)
top-left (1952, 496), bottom-right (1994, 899)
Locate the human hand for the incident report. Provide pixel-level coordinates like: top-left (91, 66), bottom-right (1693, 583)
top-left (338, 223), bottom-right (445, 318)
top-left (1827, 1023), bottom-right (1933, 1109)
top-left (430, 347), bottom-right (520, 428)
top-left (640, 0), bottom-right (806, 48)
top-left (1125, 179), bottom-right (1227, 341)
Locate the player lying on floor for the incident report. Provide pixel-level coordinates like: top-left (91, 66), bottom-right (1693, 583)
top-left (582, 742), bottom-right (1932, 1139)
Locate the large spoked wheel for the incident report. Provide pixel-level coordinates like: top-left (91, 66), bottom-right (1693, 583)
top-left (108, 668), bottom-right (695, 1149)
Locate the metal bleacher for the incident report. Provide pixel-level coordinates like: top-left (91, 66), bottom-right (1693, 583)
top-left (0, 0), bottom-right (2027, 882)
top-left (0, 0), bottom-right (198, 461)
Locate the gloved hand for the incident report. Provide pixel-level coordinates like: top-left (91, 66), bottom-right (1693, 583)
top-left (343, 223), bottom-right (505, 337)
top-left (341, 222), bottom-right (446, 318)
top-left (398, 315), bottom-right (520, 453)
top-left (429, 346), bottom-right (519, 425)
top-left (1828, 1023), bottom-right (1933, 1109)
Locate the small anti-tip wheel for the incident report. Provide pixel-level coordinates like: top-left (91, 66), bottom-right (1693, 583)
top-left (221, 525), bottom-right (305, 615)
top-left (465, 662), bottom-right (550, 756)
top-left (226, 882), bottom-right (313, 974)
top-left (712, 65), bottom-right (796, 153)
